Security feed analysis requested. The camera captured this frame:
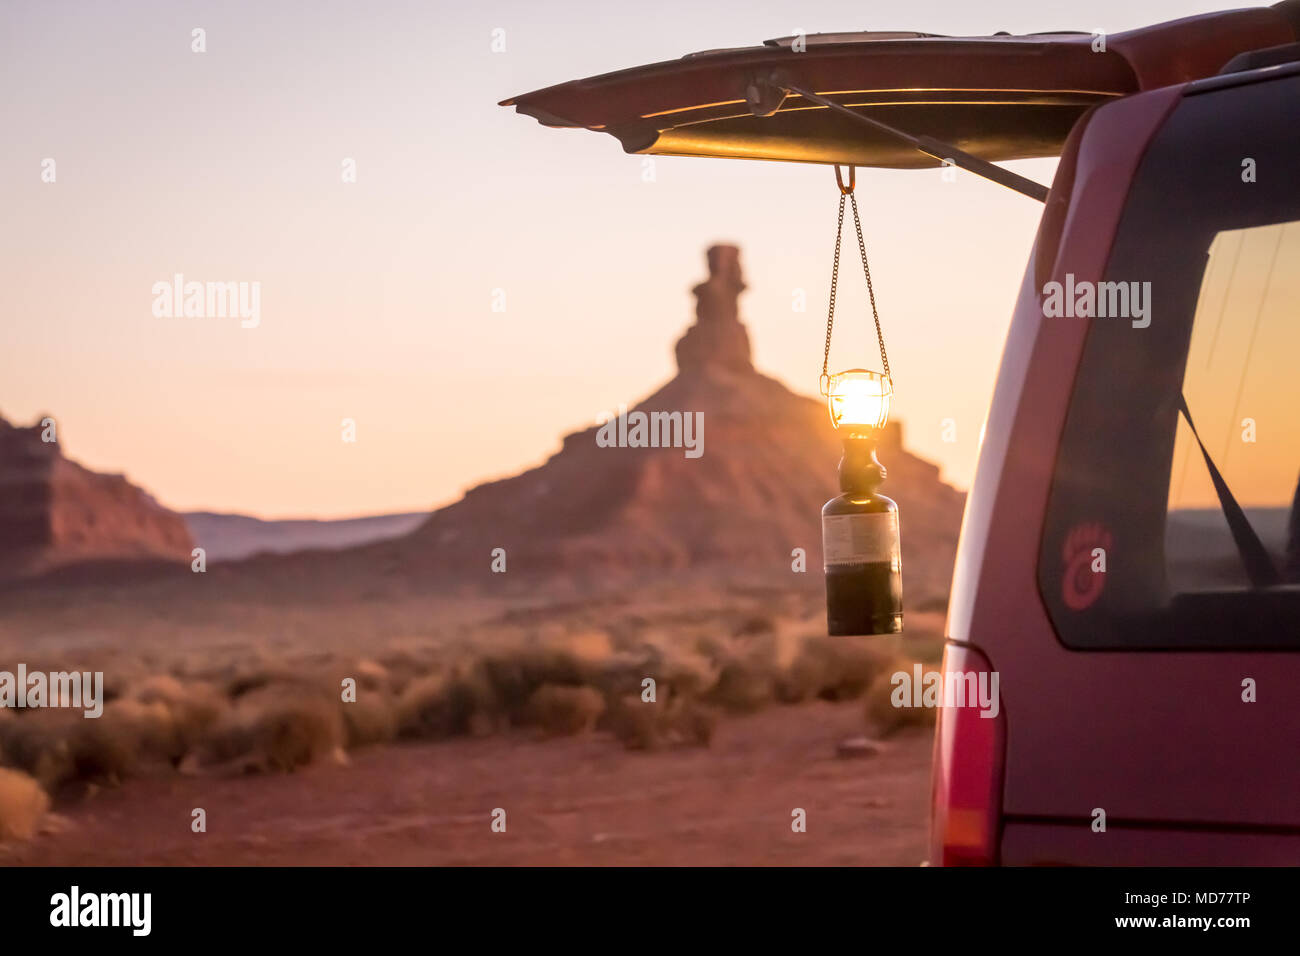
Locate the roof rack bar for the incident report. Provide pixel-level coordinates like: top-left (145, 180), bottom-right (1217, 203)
top-left (764, 75), bottom-right (1050, 202)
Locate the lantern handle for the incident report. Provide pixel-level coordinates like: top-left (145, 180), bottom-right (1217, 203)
top-left (834, 165), bottom-right (855, 195)
top-left (821, 168), bottom-right (891, 386)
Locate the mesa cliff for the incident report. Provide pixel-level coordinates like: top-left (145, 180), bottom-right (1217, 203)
top-left (0, 416), bottom-right (193, 579)
top-left (395, 245), bottom-right (964, 599)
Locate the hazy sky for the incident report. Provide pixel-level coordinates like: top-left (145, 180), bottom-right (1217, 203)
top-left (0, 0), bottom-right (1260, 518)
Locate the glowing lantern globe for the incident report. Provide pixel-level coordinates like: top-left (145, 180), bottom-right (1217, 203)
top-left (826, 369), bottom-right (892, 435)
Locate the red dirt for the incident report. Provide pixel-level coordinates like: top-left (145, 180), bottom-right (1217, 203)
top-left (6, 702), bottom-right (933, 866)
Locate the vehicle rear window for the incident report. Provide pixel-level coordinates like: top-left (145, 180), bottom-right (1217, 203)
top-left (1166, 221), bottom-right (1300, 594)
top-left (1038, 71), bottom-right (1300, 650)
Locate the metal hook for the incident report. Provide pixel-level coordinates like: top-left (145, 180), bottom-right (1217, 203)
top-left (834, 165), bottom-right (855, 195)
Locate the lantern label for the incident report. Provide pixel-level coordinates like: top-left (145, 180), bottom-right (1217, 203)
top-left (822, 512), bottom-right (898, 566)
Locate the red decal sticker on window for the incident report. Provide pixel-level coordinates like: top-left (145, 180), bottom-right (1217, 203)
top-left (1062, 522), bottom-right (1111, 610)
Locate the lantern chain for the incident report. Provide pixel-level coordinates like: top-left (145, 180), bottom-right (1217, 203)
top-left (821, 167), bottom-right (891, 390)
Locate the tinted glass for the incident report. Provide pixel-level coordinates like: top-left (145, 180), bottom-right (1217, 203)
top-left (1039, 70), bottom-right (1300, 650)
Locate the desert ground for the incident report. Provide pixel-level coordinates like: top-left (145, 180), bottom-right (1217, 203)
top-left (0, 580), bottom-right (942, 865)
top-left (4, 702), bottom-right (932, 866)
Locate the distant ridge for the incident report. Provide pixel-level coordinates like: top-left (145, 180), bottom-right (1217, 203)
top-left (184, 510), bottom-right (427, 561)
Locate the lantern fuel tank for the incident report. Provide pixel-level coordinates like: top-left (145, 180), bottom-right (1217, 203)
top-left (822, 438), bottom-right (903, 636)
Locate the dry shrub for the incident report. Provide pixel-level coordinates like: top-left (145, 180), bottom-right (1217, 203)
top-left (816, 637), bottom-right (891, 700)
top-left (733, 614), bottom-right (777, 638)
top-left (103, 699), bottom-right (175, 763)
top-left (478, 647), bottom-right (594, 724)
top-left (68, 704), bottom-right (152, 783)
top-left (773, 648), bottom-right (827, 704)
top-left (691, 632), bottom-right (730, 660)
top-left (68, 712), bottom-right (141, 785)
top-left (207, 685), bottom-right (344, 773)
top-left (224, 665), bottom-right (296, 700)
top-left (667, 699), bottom-right (717, 747)
top-left (527, 685), bottom-right (605, 737)
top-left (0, 768), bottom-right (49, 842)
top-left (131, 673), bottom-right (188, 705)
top-left (606, 695), bottom-right (660, 750)
top-left (0, 691), bottom-right (158, 789)
top-left (396, 669), bottom-right (497, 740)
top-left (255, 703), bottom-right (343, 772)
top-left (606, 695), bottom-right (717, 751)
top-left (353, 659), bottom-right (390, 693)
top-left (865, 665), bottom-right (938, 736)
top-left (98, 668), bottom-right (133, 705)
top-left (590, 651), bottom-right (655, 699)
top-left (0, 711), bottom-right (78, 791)
top-left (644, 641), bottom-right (717, 702)
top-left (706, 657), bottom-right (775, 714)
top-left (377, 649), bottom-right (440, 694)
top-left (128, 676), bottom-right (226, 763)
top-left (342, 693), bottom-right (398, 748)
top-left (776, 636), bottom-right (891, 704)
top-left (549, 629), bottom-right (614, 664)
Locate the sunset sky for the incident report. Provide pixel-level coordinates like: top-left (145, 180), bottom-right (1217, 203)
top-left (0, 0), bottom-right (1264, 518)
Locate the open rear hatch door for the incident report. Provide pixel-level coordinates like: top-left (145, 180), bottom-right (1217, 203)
top-left (501, 7), bottom-right (1298, 169)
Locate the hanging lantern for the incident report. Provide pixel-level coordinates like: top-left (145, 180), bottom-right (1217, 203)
top-left (819, 168), bottom-right (903, 636)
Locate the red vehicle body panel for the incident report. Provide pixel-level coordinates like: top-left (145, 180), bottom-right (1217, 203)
top-left (502, 7), bottom-right (1300, 169)
top-left (1001, 824), bottom-right (1300, 866)
top-left (946, 82), bottom-right (1300, 862)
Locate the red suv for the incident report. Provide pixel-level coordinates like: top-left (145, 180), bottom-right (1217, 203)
top-left (506, 3), bottom-right (1300, 865)
top-left (932, 18), bottom-right (1300, 867)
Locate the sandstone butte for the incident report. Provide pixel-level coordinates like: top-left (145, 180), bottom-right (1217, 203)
top-left (1, 245), bottom-right (965, 599)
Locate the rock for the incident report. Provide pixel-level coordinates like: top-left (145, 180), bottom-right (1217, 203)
top-left (393, 244), bottom-right (965, 597)
top-left (37, 812), bottom-right (75, 836)
top-left (674, 243), bottom-right (753, 374)
top-left (0, 414), bottom-right (193, 579)
top-left (176, 753), bottom-right (202, 777)
top-left (836, 736), bottom-right (885, 759)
